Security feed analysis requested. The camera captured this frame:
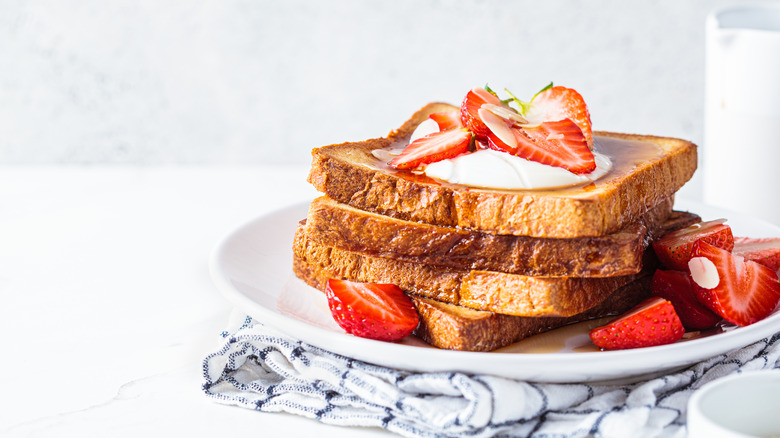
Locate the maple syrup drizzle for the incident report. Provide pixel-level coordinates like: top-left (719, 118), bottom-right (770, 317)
top-left (366, 135), bottom-right (665, 195)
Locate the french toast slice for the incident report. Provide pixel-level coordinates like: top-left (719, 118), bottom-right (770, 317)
top-left (307, 103), bottom-right (697, 238)
top-left (293, 253), bottom-right (652, 352)
top-left (294, 223), bottom-right (655, 317)
top-left (303, 196), bottom-right (700, 277)
top-left (410, 278), bottom-right (651, 352)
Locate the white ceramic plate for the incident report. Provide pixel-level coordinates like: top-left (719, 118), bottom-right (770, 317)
top-left (209, 199), bottom-right (780, 383)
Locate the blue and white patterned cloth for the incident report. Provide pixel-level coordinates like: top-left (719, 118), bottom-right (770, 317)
top-left (202, 313), bottom-right (780, 438)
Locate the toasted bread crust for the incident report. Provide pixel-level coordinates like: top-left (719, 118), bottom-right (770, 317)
top-left (292, 252), bottom-right (651, 351)
top-left (410, 277), bottom-right (651, 351)
top-left (308, 103), bottom-right (698, 238)
top-left (304, 196), bottom-right (699, 277)
top-left (293, 223), bottom-right (650, 317)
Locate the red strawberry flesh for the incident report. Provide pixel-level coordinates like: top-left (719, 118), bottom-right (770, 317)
top-left (529, 85), bottom-right (594, 147)
top-left (487, 119), bottom-right (596, 174)
top-left (480, 106), bottom-right (519, 149)
top-left (325, 279), bottom-right (419, 342)
top-left (689, 240), bottom-right (780, 327)
top-left (519, 119), bottom-right (596, 174)
top-left (651, 269), bottom-right (721, 330)
top-left (733, 237), bottom-right (780, 271)
top-left (429, 111), bottom-right (463, 131)
top-left (460, 87), bottom-right (504, 140)
top-left (652, 219), bottom-right (734, 271)
top-left (389, 128), bottom-right (473, 170)
top-left (589, 297), bottom-right (685, 350)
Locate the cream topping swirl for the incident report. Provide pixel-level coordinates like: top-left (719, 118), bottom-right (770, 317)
top-left (374, 121), bottom-right (612, 190)
top-left (423, 148), bottom-right (611, 190)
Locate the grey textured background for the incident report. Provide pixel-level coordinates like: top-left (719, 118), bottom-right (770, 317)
top-left (1, 0), bottom-right (768, 197)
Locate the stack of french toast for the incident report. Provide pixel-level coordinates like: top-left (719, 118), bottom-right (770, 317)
top-left (292, 99), bottom-right (699, 352)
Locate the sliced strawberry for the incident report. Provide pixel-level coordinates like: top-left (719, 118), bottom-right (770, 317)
top-left (651, 269), bottom-right (721, 330)
top-left (652, 219), bottom-right (734, 271)
top-left (520, 119), bottom-right (595, 174)
top-left (589, 297), bottom-right (685, 350)
top-left (525, 85), bottom-right (594, 147)
top-left (733, 237), bottom-right (780, 272)
top-left (460, 87), bottom-right (504, 140)
top-left (325, 279), bottom-right (419, 342)
top-left (389, 128), bottom-right (473, 170)
top-left (480, 106), bottom-right (520, 151)
top-left (429, 111), bottom-right (463, 131)
top-left (689, 240), bottom-right (780, 327)
top-left (486, 132), bottom-right (513, 154)
top-left (486, 119), bottom-right (596, 174)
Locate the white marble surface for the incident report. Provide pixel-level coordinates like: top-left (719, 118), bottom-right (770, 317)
top-left (0, 166), bottom-right (391, 437)
top-left (5, 0), bottom-right (779, 201)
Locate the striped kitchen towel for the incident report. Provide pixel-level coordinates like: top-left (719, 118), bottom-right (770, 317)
top-left (202, 313), bottom-right (780, 438)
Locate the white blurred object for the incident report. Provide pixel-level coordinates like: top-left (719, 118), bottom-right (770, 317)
top-left (704, 5), bottom-right (780, 225)
top-left (687, 370), bottom-right (780, 438)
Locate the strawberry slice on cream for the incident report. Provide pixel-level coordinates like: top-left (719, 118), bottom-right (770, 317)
top-left (387, 83), bottom-right (608, 189)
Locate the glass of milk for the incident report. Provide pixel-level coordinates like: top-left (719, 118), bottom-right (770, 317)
top-left (704, 5), bottom-right (780, 225)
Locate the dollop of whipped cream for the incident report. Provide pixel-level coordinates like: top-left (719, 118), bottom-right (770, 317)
top-left (423, 149), bottom-right (612, 190)
top-left (377, 120), bottom-right (613, 190)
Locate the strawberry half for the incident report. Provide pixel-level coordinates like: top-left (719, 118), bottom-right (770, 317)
top-left (460, 87), bottom-right (505, 140)
top-left (389, 128), bottom-right (473, 170)
top-left (525, 85), bottom-right (594, 147)
top-left (486, 119), bottom-right (596, 174)
top-left (589, 297), bottom-right (685, 350)
top-left (651, 269), bottom-right (721, 330)
top-left (520, 119), bottom-right (595, 174)
top-left (688, 240), bottom-right (780, 327)
top-left (325, 279), bottom-right (419, 342)
top-left (652, 219), bottom-right (734, 271)
top-left (733, 237), bottom-right (780, 272)
top-left (429, 110), bottom-right (463, 131)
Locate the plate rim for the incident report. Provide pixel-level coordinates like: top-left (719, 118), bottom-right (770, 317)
top-left (209, 199), bottom-right (780, 382)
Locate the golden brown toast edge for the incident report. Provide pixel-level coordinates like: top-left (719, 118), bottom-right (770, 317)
top-left (292, 251), bottom-right (652, 352)
top-left (308, 103), bottom-right (698, 238)
top-left (411, 277), bottom-right (652, 351)
top-left (292, 222), bottom-right (649, 317)
top-left (303, 195), bottom-right (701, 277)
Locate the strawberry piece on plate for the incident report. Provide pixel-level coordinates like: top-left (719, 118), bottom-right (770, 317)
top-left (589, 297), bottom-right (685, 350)
top-left (688, 240), bottom-right (780, 327)
top-left (389, 128), bottom-right (473, 170)
top-left (486, 118), bottom-right (596, 174)
top-left (732, 237), bottom-right (780, 272)
top-left (525, 85), bottom-right (594, 147)
top-left (325, 279), bottom-right (419, 342)
top-left (652, 219), bottom-right (734, 271)
top-left (651, 269), bottom-right (721, 330)
top-left (429, 110), bottom-right (463, 131)
top-left (460, 87), bottom-right (505, 140)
